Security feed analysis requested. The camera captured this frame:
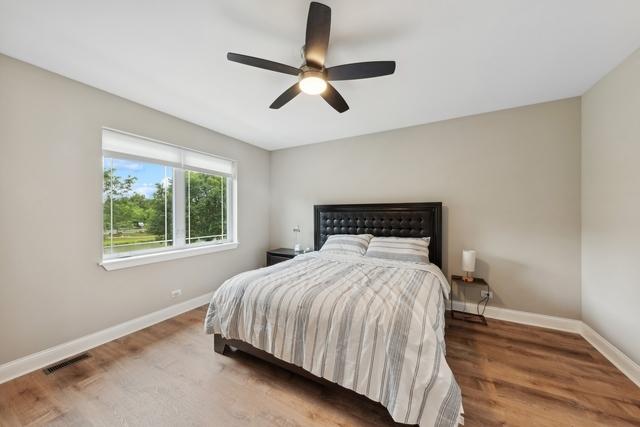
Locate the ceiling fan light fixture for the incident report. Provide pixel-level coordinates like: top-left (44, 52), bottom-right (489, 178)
top-left (299, 73), bottom-right (327, 95)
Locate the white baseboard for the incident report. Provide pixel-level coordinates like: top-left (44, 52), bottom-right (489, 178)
top-left (580, 323), bottom-right (640, 387)
top-left (448, 300), bottom-right (582, 333)
top-left (448, 300), bottom-right (639, 387)
top-left (0, 292), bottom-right (212, 385)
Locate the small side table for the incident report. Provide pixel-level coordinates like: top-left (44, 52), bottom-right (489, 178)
top-left (266, 248), bottom-right (298, 266)
top-left (450, 275), bottom-right (490, 325)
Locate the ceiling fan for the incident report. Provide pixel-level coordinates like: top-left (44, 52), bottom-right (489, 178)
top-left (227, 2), bottom-right (396, 113)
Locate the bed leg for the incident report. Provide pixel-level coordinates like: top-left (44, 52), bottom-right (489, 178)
top-left (213, 334), bottom-right (229, 356)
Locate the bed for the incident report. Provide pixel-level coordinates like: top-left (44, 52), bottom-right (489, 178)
top-left (204, 203), bottom-right (463, 427)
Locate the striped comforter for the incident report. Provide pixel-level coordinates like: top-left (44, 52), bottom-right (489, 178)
top-left (205, 252), bottom-right (463, 427)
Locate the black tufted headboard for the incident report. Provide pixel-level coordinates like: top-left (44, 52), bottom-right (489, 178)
top-left (314, 202), bottom-right (443, 268)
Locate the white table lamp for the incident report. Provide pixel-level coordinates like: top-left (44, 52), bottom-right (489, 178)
top-left (293, 225), bottom-right (301, 252)
top-left (462, 250), bottom-right (476, 282)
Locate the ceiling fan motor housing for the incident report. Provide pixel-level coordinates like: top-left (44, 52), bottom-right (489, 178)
top-left (299, 66), bottom-right (325, 80)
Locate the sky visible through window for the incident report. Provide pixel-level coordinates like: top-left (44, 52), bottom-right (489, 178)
top-left (103, 158), bottom-right (167, 198)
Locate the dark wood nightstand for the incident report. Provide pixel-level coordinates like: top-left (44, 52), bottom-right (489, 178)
top-left (266, 248), bottom-right (299, 266)
top-left (450, 275), bottom-right (490, 325)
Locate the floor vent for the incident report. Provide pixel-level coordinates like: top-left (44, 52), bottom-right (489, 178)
top-left (42, 353), bottom-right (90, 375)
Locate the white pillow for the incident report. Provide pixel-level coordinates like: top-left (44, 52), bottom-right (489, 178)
top-left (365, 236), bottom-right (430, 264)
top-left (320, 234), bottom-right (373, 256)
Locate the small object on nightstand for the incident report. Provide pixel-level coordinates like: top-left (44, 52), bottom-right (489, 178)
top-left (462, 249), bottom-right (476, 282)
top-left (293, 226), bottom-right (301, 252)
top-left (266, 248), bottom-right (298, 266)
top-left (450, 275), bottom-right (490, 325)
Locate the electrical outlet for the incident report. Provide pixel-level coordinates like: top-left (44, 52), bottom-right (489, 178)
top-left (171, 289), bottom-right (182, 298)
top-left (481, 290), bottom-right (493, 299)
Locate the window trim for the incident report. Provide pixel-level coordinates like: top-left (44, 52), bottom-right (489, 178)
top-left (100, 241), bottom-right (239, 271)
top-left (100, 128), bottom-right (238, 270)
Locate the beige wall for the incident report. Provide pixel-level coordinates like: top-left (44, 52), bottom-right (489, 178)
top-left (0, 54), bottom-right (270, 365)
top-left (270, 99), bottom-right (582, 318)
top-left (582, 49), bottom-right (640, 364)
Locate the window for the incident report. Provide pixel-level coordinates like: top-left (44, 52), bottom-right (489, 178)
top-left (185, 170), bottom-right (230, 245)
top-left (101, 129), bottom-right (236, 268)
top-left (103, 158), bottom-right (174, 256)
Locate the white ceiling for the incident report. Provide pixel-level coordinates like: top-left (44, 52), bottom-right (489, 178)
top-left (1, 1), bottom-right (640, 150)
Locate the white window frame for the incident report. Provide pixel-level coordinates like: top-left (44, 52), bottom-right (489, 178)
top-left (100, 128), bottom-right (238, 271)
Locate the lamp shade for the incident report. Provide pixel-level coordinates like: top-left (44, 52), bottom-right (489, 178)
top-left (462, 250), bottom-right (476, 272)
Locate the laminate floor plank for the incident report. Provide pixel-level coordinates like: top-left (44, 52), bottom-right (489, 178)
top-left (1, 307), bottom-right (638, 427)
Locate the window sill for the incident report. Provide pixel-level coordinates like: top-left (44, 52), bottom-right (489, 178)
top-left (100, 241), bottom-right (239, 271)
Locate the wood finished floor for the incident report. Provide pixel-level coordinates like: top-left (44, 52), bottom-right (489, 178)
top-left (1, 306), bottom-right (639, 427)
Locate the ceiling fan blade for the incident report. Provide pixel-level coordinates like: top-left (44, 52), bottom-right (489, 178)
top-left (227, 53), bottom-right (300, 76)
top-left (304, 2), bottom-right (331, 68)
top-left (269, 83), bottom-right (302, 109)
top-left (320, 83), bottom-right (349, 113)
top-left (326, 61), bottom-right (396, 81)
